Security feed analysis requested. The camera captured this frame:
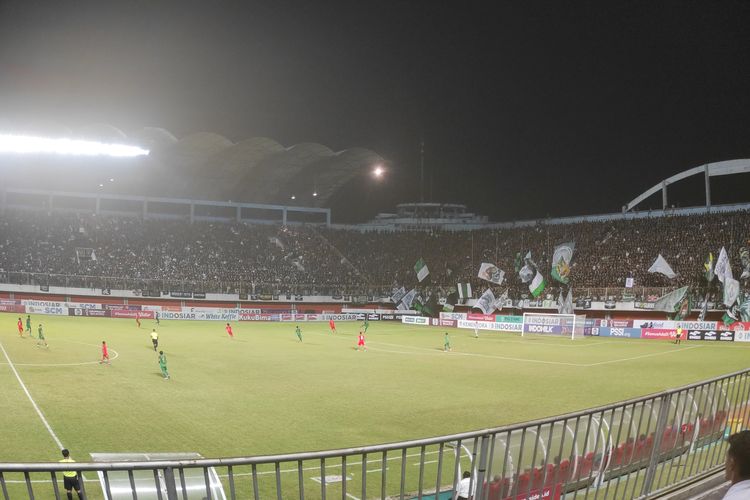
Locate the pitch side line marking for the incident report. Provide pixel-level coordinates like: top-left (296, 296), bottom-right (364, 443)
top-left (0, 339), bottom-right (120, 367)
top-left (0, 340), bottom-right (64, 450)
top-left (584, 345), bottom-right (703, 366)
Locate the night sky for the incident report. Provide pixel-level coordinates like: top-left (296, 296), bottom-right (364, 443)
top-left (1, 1), bottom-right (749, 222)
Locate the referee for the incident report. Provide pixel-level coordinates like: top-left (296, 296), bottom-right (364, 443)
top-left (59, 449), bottom-right (84, 499)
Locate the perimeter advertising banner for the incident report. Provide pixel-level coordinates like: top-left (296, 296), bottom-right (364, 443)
top-left (457, 319), bottom-right (523, 332)
top-left (0, 304), bottom-right (26, 313)
top-left (401, 315), bottom-right (430, 325)
top-left (69, 308), bottom-right (111, 317)
top-left (641, 328), bottom-right (676, 340)
top-left (25, 305), bottom-right (68, 315)
top-left (111, 310), bottom-right (155, 319)
top-left (159, 310), bottom-right (240, 321)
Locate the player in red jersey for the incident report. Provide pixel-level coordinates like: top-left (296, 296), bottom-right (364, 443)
top-left (135, 314), bottom-right (141, 328)
top-left (100, 341), bottom-right (110, 365)
top-left (329, 319), bottom-right (336, 334)
top-left (225, 323), bottom-right (234, 338)
top-left (17, 317), bottom-right (24, 337)
top-left (356, 331), bottom-right (366, 351)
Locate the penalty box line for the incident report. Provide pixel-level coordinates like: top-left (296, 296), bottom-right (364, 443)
top-left (0, 340), bottom-right (65, 450)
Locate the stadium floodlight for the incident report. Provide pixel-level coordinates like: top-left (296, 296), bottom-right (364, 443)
top-left (312, 191), bottom-right (318, 197)
top-left (290, 195), bottom-right (296, 200)
top-left (373, 165), bottom-right (384, 177)
top-left (0, 134), bottom-right (149, 157)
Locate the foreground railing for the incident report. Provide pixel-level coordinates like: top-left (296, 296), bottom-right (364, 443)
top-left (1, 369), bottom-right (748, 500)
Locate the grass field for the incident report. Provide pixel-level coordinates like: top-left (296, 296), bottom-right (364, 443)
top-left (1, 311), bottom-right (749, 497)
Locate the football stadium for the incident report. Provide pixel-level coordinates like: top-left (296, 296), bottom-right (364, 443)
top-left (2, 3), bottom-right (750, 500)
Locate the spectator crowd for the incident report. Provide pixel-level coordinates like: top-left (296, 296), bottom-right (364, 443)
top-left (0, 209), bottom-right (748, 297)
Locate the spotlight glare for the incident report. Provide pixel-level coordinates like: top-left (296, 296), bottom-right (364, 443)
top-left (0, 134), bottom-right (149, 157)
top-left (312, 191), bottom-right (318, 197)
top-left (291, 195), bottom-right (296, 200)
top-left (373, 165), bottom-right (384, 177)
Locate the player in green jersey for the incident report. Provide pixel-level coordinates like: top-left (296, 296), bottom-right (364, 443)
top-left (36, 324), bottom-right (48, 348)
top-left (158, 351), bottom-right (170, 379)
top-left (444, 332), bottom-right (452, 352)
top-left (295, 325), bottom-right (302, 342)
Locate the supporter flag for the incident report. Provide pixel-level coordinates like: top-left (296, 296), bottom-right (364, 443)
top-left (414, 258), bottom-right (430, 282)
top-left (478, 263), bottom-right (505, 285)
top-left (740, 247), bottom-right (750, 280)
top-left (556, 290), bottom-right (565, 314)
top-left (715, 247), bottom-right (732, 284)
top-left (457, 283), bottom-right (472, 300)
top-left (401, 289), bottom-right (417, 309)
top-left (514, 252), bottom-right (523, 273)
top-left (390, 287), bottom-right (406, 304)
top-left (724, 277), bottom-right (740, 307)
top-left (551, 242), bottom-right (575, 284)
top-left (673, 293), bottom-right (692, 321)
top-left (443, 290), bottom-right (458, 312)
top-left (518, 251), bottom-right (535, 283)
top-left (474, 288), bottom-right (496, 315)
top-left (529, 271), bottom-right (546, 298)
top-left (704, 252), bottom-right (715, 282)
top-left (697, 292), bottom-right (710, 322)
top-left (562, 289), bottom-right (574, 315)
top-left (739, 291), bottom-right (750, 322)
top-left (648, 254), bottom-right (676, 279)
top-left (493, 289), bottom-right (508, 312)
top-left (653, 286), bottom-right (688, 313)
top-left (723, 304), bottom-right (739, 327)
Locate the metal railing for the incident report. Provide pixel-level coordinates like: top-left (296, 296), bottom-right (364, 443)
top-left (1, 369), bottom-right (748, 500)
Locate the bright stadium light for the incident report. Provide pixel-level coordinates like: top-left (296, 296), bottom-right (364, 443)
top-left (312, 191), bottom-right (318, 197)
top-left (290, 195), bottom-right (296, 200)
top-left (373, 165), bottom-right (384, 178)
top-left (0, 134), bottom-right (149, 157)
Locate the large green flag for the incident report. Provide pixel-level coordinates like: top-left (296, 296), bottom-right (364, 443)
top-left (529, 271), bottom-right (546, 298)
top-left (653, 286), bottom-right (689, 313)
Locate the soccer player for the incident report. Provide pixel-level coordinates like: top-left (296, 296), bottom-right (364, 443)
top-left (59, 449), bottom-right (83, 500)
top-left (295, 325), bottom-right (302, 342)
top-left (150, 329), bottom-right (159, 351)
top-left (356, 331), bottom-right (367, 351)
top-left (362, 317), bottom-right (370, 333)
top-left (674, 327), bottom-right (683, 345)
top-left (444, 332), bottom-right (452, 352)
top-left (25, 314), bottom-right (32, 335)
top-left (225, 322), bottom-right (234, 339)
top-left (135, 314), bottom-right (141, 328)
top-left (329, 318), bottom-right (336, 334)
top-left (17, 317), bottom-right (24, 337)
top-left (474, 325), bottom-right (479, 338)
top-left (158, 351), bottom-right (170, 379)
top-left (100, 341), bottom-right (110, 364)
top-left (36, 324), bottom-right (48, 348)
top-left (155, 311), bottom-right (160, 326)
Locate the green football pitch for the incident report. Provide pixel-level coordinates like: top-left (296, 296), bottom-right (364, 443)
top-left (1, 312), bottom-right (748, 498)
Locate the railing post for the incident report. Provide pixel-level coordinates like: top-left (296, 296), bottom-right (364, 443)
top-left (473, 434), bottom-right (491, 500)
top-left (641, 392), bottom-right (672, 497)
top-left (163, 467), bottom-right (179, 499)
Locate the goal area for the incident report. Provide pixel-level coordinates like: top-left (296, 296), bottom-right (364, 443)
top-left (521, 313), bottom-right (586, 339)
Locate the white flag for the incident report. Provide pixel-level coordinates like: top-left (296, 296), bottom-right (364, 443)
top-left (648, 254), bottom-right (676, 279)
top-left (473, 288), bottom-right (496, 315)
top-left (715, 247), bottom-right (733, 284)
top-left (492, 289), bottom-right (508, 312)
top-left (563, 289), bottom-right (574, 315)
top-left (478, 263), bottom-right (505, 285)
top-left (401, 289), bottom-right (417, 309)
top-left (724, 277), bottom-right (740, 307)
top-left (653, 286), bottom-right (689, 313)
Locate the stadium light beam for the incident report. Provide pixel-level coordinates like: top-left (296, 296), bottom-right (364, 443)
top-left (0, 134), bottom-right (149, 157)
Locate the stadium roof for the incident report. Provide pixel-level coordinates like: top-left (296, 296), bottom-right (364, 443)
top-left (0, 124), bottom-right (384, 207)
